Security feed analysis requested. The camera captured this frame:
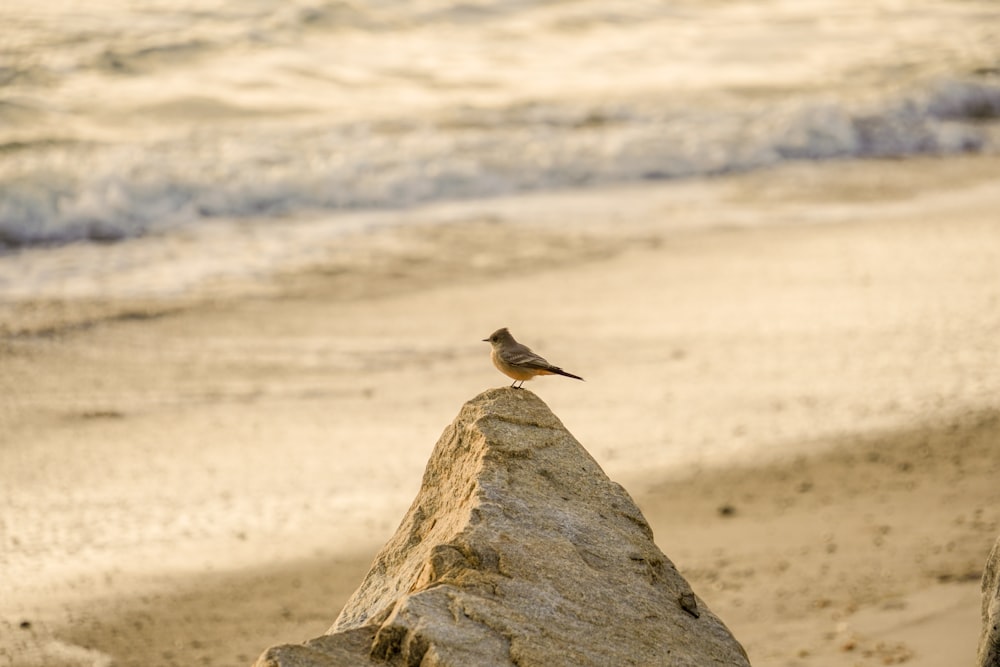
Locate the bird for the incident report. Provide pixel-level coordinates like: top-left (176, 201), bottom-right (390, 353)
top-left (482, 328), bottom-right (584, 389)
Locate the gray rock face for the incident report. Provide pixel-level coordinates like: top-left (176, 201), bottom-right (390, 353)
top-left (255, 388), bottom-right (750, 667)
top-left (981, 535), bottom-right (1000, 667)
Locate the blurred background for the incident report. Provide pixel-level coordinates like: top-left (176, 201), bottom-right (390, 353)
top-left (2, 0), bottom-right (998, 299)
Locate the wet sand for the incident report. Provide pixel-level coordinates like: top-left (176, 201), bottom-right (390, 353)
top-left (2, 156), bottom-right (999, 666)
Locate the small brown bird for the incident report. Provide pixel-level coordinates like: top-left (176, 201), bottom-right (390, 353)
top-left (482, 328), bottom-right (584, 389)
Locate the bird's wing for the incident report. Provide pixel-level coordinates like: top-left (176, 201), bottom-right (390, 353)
top-left (500, 344), bottom-right (554, 370)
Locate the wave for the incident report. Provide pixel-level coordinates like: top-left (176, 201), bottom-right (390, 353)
top-left (0, 2), bottom-right (394, 89)
top-left (1, 74), bottom-right (998, 250)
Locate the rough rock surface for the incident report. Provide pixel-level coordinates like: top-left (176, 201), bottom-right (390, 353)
top-left (255, 388), bottom-right (750, 667)
top-left (981, 535), bottom-right (1000, 667)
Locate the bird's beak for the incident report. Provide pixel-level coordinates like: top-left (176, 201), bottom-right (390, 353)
top-left (481, 338), bottom-right (489, 342)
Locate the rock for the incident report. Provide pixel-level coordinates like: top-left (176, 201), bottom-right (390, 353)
top-left (981, 535), bottom-right (1000, 667)
top-left (255, 388), bottom-right (750, 667)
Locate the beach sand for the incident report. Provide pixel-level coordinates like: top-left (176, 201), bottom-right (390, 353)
top-left (2, 156), bottom-right (999, 667)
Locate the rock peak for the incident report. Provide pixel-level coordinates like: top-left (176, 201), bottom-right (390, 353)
top-left (255, 388), bottom-right (750, 667)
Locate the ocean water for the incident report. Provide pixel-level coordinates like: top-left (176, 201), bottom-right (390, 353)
top-left (2, 0), bottom-right (999, 297)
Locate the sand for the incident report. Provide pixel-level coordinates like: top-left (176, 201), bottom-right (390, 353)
top-left (2, 155), bottom-right (999, 667)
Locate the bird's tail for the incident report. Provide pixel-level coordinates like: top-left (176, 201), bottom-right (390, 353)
top-left (551, 367), bottom-right (584, 381)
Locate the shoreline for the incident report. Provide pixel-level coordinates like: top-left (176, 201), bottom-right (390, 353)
top-left (4, 154), bottom-right (999, 338)
top-left (3, 155), bottom-right (1000, 666)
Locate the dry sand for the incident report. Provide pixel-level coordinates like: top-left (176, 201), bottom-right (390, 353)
top-left (2, 156), bottom-right (999, 666)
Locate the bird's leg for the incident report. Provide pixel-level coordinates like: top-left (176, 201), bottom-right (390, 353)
top-left (510, 380), bottom-right (523, 389)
